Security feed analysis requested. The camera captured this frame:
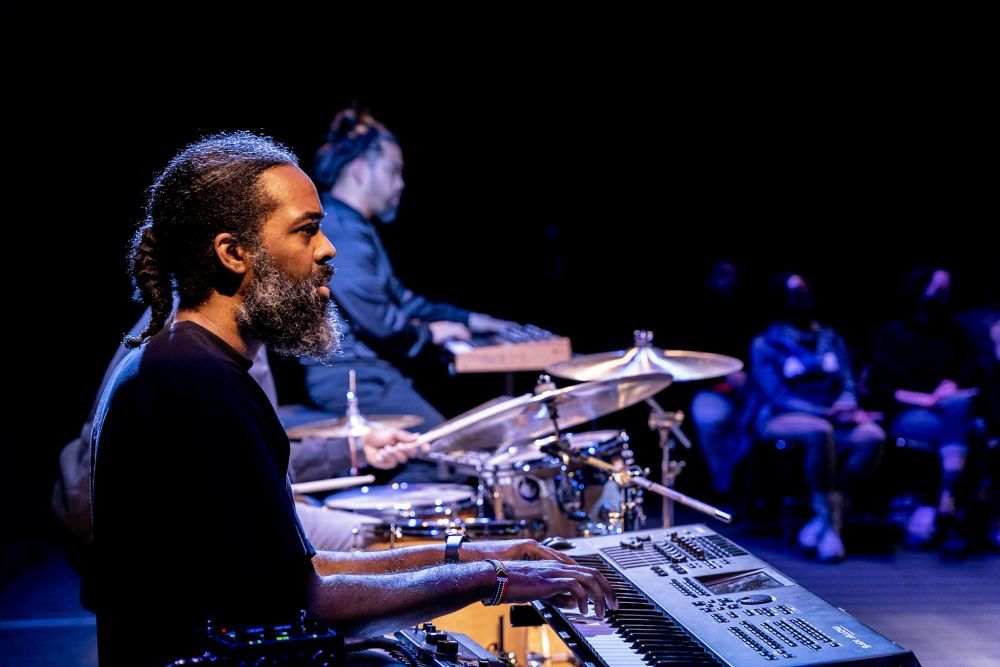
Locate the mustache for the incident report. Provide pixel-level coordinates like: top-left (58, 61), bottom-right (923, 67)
top-left (314, 265), bottom-right (335, 287)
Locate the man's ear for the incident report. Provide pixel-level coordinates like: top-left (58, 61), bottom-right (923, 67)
top-left (214, 232), bottom-right (248, 275)
top-left (348, 157), bottom-right (368, 186)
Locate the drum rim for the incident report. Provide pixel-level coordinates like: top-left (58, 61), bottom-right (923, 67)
top-left (485, 429), bottom-right (625, 471)
top-left (369, 517), bottom-right (527, 538)
top-left (322, 482), bottom-right (478, 514)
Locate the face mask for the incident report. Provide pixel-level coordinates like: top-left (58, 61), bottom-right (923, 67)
top-left (922, 289), bottom-right (952, 323)
top-left (784, 291), bottom-right (815, 327)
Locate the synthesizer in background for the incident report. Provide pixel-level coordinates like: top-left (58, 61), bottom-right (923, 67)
top-left (532, 525), bottom-right (920, 667)
top-left (445, 324), bottom-right (572, 373)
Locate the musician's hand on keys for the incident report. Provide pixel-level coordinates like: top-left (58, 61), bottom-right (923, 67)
top-left (429, 321), bottom-right (471, 345)
top-left (468, 312), bottom-right (518, 334)
top-left (502, 560), bottom-right (618, 618)
top-left (361, 428), bottom-right (426, 470)
top-left (461, 538), bottom-right (577, 566)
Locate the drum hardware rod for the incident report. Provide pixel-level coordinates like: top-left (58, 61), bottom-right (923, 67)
top-left (534, 374), bottom-right (564, 443)
top-left (475, 471), bottom-right (489, 519)
top-left (496, 612), bottom-right (505, 657)
top-left (533, 376), bottom-right (591, 525)
top-left (646, 405), bottom-right (692, 526)
top-left (290, 474), bottom-right (376, 495)
top-left (345, 369), bottom-right (368, 476)
top-left (646, 399), bottom-right (692, 448)
top-left (615, 469), bottom-right (731, 524)
top-left (539, 443), bottom-right (732, 524)
top-left (622, 484), bottom-right (643, 533)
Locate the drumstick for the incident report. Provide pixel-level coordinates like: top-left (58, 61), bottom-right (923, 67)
top-left (413, 394), bottom-right (533, 446)
top-left (291, 474), bottom-right (375, 495)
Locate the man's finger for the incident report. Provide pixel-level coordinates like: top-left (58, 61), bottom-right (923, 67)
top-left (562, 579), bottom-right (588, 615)
top-left (573, 570), bottom-right (609, 618)
top-left (528, 542), bottom-right (576, 565)
top-left (543, 545), bottom-right (577, 565)
top-left (393, 429), bottom-right (418, 443)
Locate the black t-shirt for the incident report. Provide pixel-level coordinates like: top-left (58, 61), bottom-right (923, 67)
top-left (869, 318), bottom-right (972, 411)
top-left (92, 321), bottom-right (316, 667)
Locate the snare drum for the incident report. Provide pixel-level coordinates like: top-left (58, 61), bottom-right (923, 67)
top-left (323, 482), bottom-right (478, 521)
top-left (369, 517), bottom-right (527, 544)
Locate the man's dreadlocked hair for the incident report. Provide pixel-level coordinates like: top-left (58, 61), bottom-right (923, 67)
top-left (124, 132), bottom-right (299, 348)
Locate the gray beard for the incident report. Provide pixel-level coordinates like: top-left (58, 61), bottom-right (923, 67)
top-left (236, 250), bottom-right (342, 361)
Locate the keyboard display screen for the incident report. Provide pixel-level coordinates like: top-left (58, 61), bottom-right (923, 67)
top-left (695, 569), bottom-right (786, 595)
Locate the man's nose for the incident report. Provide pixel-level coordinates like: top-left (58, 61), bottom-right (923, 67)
top-left (316, 230), bottom-right (335, 262)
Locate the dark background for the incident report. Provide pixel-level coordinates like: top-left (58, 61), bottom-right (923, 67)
top-left (5, 54), bottom-right (994, 577)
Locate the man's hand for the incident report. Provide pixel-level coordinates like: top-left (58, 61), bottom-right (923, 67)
top-left (360, 428), bottom-right (426, 470)
top-left (429, 321), bottom-right (472, 345)
top-left (468, 312), bottom-right (518, 334)
top-left (460, 539), bottom-right (577, 565)
top-left (933, 379), bottom-right (959, 401)
top-left (501, 560), bottom-right (619, 618)
top-left (827, 396), bottom-right (860, 424)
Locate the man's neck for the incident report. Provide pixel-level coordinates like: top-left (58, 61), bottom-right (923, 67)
top-left (174, 296), bottom-right (258, 360)
top-left (329, 184), bottom-right (372, 219)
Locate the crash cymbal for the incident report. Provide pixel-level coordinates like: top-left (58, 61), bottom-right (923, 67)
top-left (425, 373), bottom-right (672, 454)
top-left (285, 414), bottom-right (423, 440)
top-left (546, 330), bottom-right (743, 382)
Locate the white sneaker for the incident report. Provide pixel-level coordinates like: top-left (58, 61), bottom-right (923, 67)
top-left (906, 506), bottom-right (937, 545)
top-left (816, 526), bottom-right (845, 562)
top-left (798, 515), bottom-right (827, 550)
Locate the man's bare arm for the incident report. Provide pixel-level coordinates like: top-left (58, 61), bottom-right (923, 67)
top-left (311, 539), bottom-right (576, 576)
top-left (312, 544), bottom-right (445, 575)
top-left (308, 558), bottom-right (617, 639)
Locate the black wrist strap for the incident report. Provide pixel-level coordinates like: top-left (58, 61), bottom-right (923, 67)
top-left (445, 534), bottom-right (468, 563)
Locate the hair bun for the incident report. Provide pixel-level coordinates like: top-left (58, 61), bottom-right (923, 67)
top-left (327, 108), bottom-right (361, 143)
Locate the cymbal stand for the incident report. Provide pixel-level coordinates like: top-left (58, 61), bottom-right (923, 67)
top-left (646, 398), bottom-right (692, 527)
top-left (536, 374), bottom-right (591, 525)
top-left (344, 369), bottom-right (370, 477)
top-left (535, 374), bottom-right (563, 441)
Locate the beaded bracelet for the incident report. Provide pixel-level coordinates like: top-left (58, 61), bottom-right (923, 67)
top-left (482, 559), bottom-right (510, 606)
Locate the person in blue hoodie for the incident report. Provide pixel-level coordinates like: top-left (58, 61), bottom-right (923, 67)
top-left (751, 273), bottom-right (884, 561)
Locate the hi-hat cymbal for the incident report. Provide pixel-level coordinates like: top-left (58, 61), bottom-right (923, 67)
top-left (286, 414), bottom-right (423, 440)
top-left (546, 330), bottom-right (743, 383)
top-left (426, 374), bottom-right (672, 454)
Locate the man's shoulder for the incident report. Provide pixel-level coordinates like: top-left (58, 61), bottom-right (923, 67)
top-left (118, 324), bottom-right (250, 393)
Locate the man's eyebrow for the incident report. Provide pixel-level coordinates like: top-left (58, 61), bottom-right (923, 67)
top-left (289, 211), bottom-right (326, 225)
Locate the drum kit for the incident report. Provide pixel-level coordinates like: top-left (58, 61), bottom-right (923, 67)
top-left (290, 331), bottom-right (742, 548)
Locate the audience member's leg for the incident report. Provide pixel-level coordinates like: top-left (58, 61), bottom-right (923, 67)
top-left (691, 390), bottom-right (739, 493)
top-left (836, 421), bottom-right (885, 495)
top-left (936, 395), bottom-right (974, 514)
top-left (762, 413), bottom-right (843, 559)
top-left (892, 406), bottom-right (958, 545)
